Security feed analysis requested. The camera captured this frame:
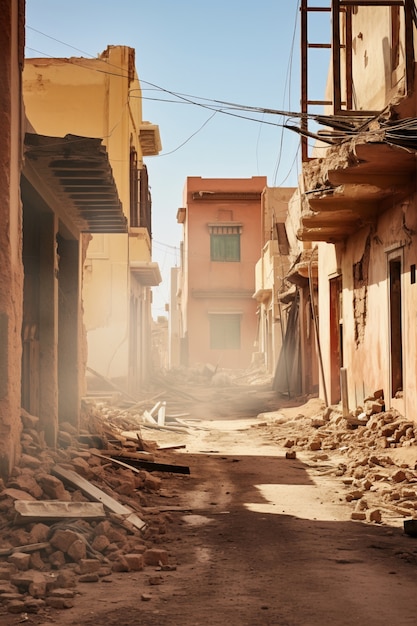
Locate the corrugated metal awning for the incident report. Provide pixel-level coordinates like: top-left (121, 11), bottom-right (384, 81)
top-left (23, 133), bottom-right (127, 234)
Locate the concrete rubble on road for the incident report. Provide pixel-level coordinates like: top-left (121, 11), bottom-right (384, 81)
top-left (256, 390), bottom-right (417, 528)
top-left (0, 397), bottom-right (187, 617)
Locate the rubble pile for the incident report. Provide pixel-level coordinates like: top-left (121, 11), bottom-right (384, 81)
top-left (258, 392), bottom-right (417, 526)
top-left (0, 404), bottom-right (182, 616)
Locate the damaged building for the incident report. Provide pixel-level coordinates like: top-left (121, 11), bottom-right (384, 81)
top-left (293, 0), bottom-right (417, 416)
top-left (0, 1), bottom-right (161, 477)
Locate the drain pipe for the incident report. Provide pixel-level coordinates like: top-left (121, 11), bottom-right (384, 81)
top-left (308, 246), bottom-right (329, 407)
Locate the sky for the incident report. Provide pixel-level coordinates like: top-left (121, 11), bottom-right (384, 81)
top-left (25, 0), bottom-right (331, 318)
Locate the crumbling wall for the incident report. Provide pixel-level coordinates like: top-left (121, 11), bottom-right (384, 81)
top-left (352, 234), bottom-right (371, 347)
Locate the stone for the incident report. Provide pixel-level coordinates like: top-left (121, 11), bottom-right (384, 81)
top-left (28, 572), bottom-right (47, 598)
top-left (7, 474), bottom-right (43, 498)
top-left (6, 599), bottom-right (26, 613)
top-left (1, 488), bottom-right (36, 501)
top-left (50, 529), bottom-right (79, 553)
top-left (392, 470), bottom-right (407, 483)
top-left (24, 597), bottom-right (45, 613)
top-left (8, 552), bottom-right (31, 571)
top-left (309, 440), bottom-right (322, 451)
top-left (45, 596), bottom-right (74, 609)
top-left (37, 474), bottom-right (71, 500)
top-left (124, 553), bottom-right (144, 571)
top-left (49, 587), bottom-right (75, 598)
top-left (91, 534), bottom-right (110, 553)
top-left (78, 573), bottom-right (99, 583)
top-left (49, 551), bottom-right (66, 569)
top-left (346, 490), bottom-right (363, 502)
top-left (67, 539), bottom-right (87, 562)
top-left (71, 457), bottom-right (92, 478)
top-left (56, 569), bottom-right (77, 588)
top-left (351, 511), bottom-right (367, 521)
top-left (29, 523), bottom-right (50, 543)
top-left (143, 549), bottom-right (169, 566)
top-left (367, 509), bottom-right (382, 523)
top-left (77, 559), bottom-right (101, 575)
top-left (20, 454), bottom-right (43, 469)
top-left (0, 564), bottom-right (17, 580)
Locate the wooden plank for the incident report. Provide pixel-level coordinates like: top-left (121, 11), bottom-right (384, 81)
top-left (111, 455), bottom-right (191, 475)
top-left (0, 542), bottom-right (50, 558)
top-left (91, 452), bottom-right (190, 475)
top-left (52, 465), bottom-right (146, 530)
top-left (14, 500), bottom-right (105, 523)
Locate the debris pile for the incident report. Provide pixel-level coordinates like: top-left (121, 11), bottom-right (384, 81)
top-left (257, 392), bottom-right (417, 526)
top-left (0, 403), bottom-right (186, 616)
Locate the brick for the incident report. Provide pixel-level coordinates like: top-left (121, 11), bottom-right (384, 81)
top-left (124, 553), bottom-right (144, 571)
top-left (143, 549), bottom-right (169, 566)
top-left (50, 529), bottom-right (79, 553)
top-left (78, 559), bottom-right (101, 575)
top-left (37, 474), bottom-right (71, 500)
top-left (8, 552), bottom-right (31, 571)
top-left (67, 539), bottom-right (87, 562)
top-left (91, 534), bottom-right (110, 553)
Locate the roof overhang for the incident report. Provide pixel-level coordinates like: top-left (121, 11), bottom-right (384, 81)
top-left (299, 140), bottom-right (417, 243)
top-left (23, 133), bottom-right (127, 234)
top-left (130, 261), bottom-right (162, 286)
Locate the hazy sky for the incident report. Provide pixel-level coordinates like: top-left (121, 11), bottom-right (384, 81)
top-left (25, 0), bottom-right (331, 317)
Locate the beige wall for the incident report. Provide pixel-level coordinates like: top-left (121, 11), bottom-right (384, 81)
top-left (24, 46), bottom-right (159, 385)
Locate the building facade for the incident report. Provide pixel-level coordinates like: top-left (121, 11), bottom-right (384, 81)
top-left (176, 176), bottom-right (267, 371)
top-left (23, 45), bottom-right (161, 396)
top-left (295, 1), bottom-right (417, 416)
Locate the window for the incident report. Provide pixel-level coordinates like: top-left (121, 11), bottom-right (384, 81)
top-left (209, 224), bottom-right (241, 262)
top-left (209, 313), bottom-right (241, 350)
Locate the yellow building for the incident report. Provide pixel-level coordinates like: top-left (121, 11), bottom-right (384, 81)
top-left (24, 45), bottom-right (162, 395)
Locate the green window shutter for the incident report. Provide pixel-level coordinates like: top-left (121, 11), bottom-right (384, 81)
top-left (209, 314), bottom-right (241, 349)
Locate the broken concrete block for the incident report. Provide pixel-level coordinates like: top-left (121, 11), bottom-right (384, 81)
top-left (56, 570), bottom-right (77, 589)
top-left (24, 597), bottom-right (45, 613)
top-left (124, 553), bottom-right (144, 571)
top-left (28, 523), bottom-right (50, 544)
top-left (1, 488), bottom-right (36, 501)
top-left (45, 596), bottom-right (74, 609)
top-left (7, 474), bottom-right (43, 499)
top-left (48, 551), bottom-right (66, 569)
top-left (78, 573), bottom-right (99, 583)
top-left (8, 552), bottom-right (31, 571)
top-left (37, 474), bottom-right (71, 501)
top-left (6, 599), bottom-right (26, 613)
top-left (77, 559), bottom-right (101, 575)
top-left (50, 529), bottom-right (79, 553)
top-left (28, 572), bottom-right (47, 598)
top-left (143, 549), bottom-right (169, 566)
top-left (67, 539), bottom-right (87, 563)
top-left (309, 440), bottom-right (322, 451)
top-left (91, 534), bottom-right (110, 553)
top-left (351, 511), bottom-right (367, 521)
top-left (49, 587), bottom-right (76, 599)
top-left (19, 455), bottom-right (43, 470)
top-left (392, 469), bottom-right (407, 483)
top-left (367, 509), bottom-right (382, 523)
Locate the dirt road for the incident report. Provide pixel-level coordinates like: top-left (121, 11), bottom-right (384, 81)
top-left (2, 395), bottom-right (417, 626)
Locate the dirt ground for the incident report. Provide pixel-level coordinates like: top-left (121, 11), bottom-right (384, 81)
top-left (2, 386), bottom-right (417, 625)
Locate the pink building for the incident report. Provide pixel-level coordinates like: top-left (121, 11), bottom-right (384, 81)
top-left (176, 176), bottom-right (267, 370)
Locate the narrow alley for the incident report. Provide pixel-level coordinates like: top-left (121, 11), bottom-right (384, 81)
top-left (2, 381), bottom-right (417, 626)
